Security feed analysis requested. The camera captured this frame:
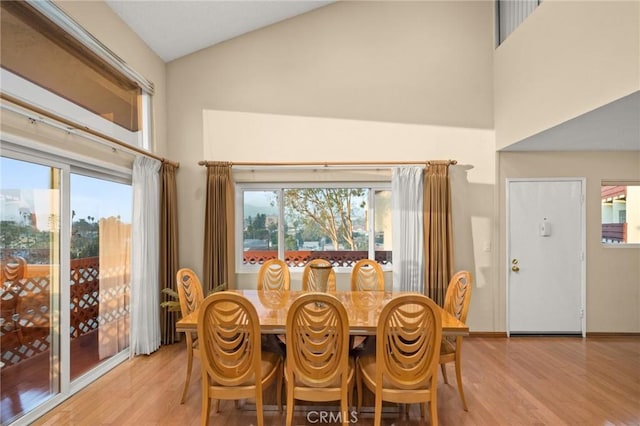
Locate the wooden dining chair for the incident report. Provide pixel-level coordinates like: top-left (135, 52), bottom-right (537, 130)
top-left (440, 270), bottom-right (473, 411)
top-left (176, 268), bottom-right (205, 404)
top-left (356, 294), bottom-right (442, 426)
top-left (257, 259), bottom-right (290, 291)
top-left (350, 259), bottom-right (384, 352)
top-left (198, 292), bottom-right (283, 426)
top-left (285, 292), bottom-right (354, 426)
top-left (302, 259), bottom-right (336, 292)
top-left (350, 259), bottom-right (384, 291)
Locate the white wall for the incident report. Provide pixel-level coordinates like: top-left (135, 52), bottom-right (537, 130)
top-left (494, 0), bottom-right (640, 150)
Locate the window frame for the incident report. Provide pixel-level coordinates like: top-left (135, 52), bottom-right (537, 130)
top-left (235, 181), bottom-right (392, 274)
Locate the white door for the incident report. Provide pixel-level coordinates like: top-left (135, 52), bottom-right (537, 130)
top-left (507, 179), bottom-right (585, 335)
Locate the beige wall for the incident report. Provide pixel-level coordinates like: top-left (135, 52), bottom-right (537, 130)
top-left (168, 1), bottom-right (497, 331)
top-left (203, 110), bottom-right (497, 330)
top-left (495, 0), bottom-right (640, 150)
top-left (499, 152), bottom-right (640, 333)
top-left (55, 0), bottom-right (168, 157)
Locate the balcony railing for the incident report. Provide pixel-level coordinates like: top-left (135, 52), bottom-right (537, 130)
top-left (0, 256), bottom-right (128, 366)
top-left (602, 223), bottom-right (627, 243)
top-left (243, 250), bottom-right (392, 267)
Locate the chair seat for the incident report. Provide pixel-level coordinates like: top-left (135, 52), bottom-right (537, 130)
top-left (359, 354), bottom-right (432, 390)
top-left (210, 351), bottom-right (281, 387)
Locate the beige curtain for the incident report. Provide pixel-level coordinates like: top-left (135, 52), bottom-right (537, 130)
top-left (423, 161), bottom-right (454, 306)
top-left (203, 162), bottom-right (236, 292)
top-left (98, 217), bottom-right (131, 359)
top-left (159, 162), bottom-right (179, 344)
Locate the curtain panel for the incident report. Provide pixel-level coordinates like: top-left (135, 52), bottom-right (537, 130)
top-left (159, 162), bottom-right (179, 345)
top-left (392, 167), bottom-right (424, 292)
top-left (203, 162), bottom-right (236, 292)
top-left (423, 161), bottom-right (454, 306)
top-left (97, 217), bottom-right (130, 359)
top-left (130, 156), bottom-right (161, 356)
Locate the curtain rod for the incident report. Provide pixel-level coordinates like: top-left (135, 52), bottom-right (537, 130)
top-left (0, 93), bottom-right (179, 168)
top-left (198, 160), bottom-right (457, 167)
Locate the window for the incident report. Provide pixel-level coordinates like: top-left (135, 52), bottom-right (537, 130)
top-left (0, 1), bottom-right (153, 149)
top-left (238, 184), bottom-right (392, 270)
top-left (497, 0), bottom-right (542, 45)
top-left (601, 183), bottom-right (640, 244)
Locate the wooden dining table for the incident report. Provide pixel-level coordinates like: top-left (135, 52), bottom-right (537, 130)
top-left (176, 289), bottom-right (468, 336)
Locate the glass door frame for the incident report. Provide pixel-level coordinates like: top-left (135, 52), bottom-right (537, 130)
top-left (1, 143), bottom-right (70, 424)
top-left (1, 136), bottom-right (132, 425)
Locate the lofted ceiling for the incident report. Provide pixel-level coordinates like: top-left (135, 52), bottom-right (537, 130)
top-left (503, 91), bottom-right (640, 152)
top-left (105, 0), bottom-right (333, 62)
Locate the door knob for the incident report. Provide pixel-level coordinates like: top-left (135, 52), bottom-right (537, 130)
top-left (512, 265), bottom-right (520, 272)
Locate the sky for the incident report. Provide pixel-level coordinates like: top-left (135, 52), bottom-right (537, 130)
top-left (1, 157), bottom-right (132, 228)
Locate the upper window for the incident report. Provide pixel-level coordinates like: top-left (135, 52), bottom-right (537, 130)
top-left (1, 2), bottom-right (141, 132)
top-left (497, 0), bottom-right (542, 45)
top-left (601, 183), bottom-right (640, 244)
top-left (238, 184), bottom-right (392, 270)
top-left (0, 1), bottom-right (152, 149)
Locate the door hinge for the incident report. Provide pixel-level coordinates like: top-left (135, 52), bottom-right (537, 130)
top-left (580, 309), bottom-right (585, 318)
top-left (580, 252), bottom-right (585, 261)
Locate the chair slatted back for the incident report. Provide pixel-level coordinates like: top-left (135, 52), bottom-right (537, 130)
top-left (443, 271), bottom-right (472, 323)
top-left (286, 292), bottom-right (349, 388)
top-left (351, 259), bottom-right (384, 291)
top-left (377, 294), bottom-right (441, 390)
top-left (198, 292), bottom-right (262, 387)
top-left (176, 268), bottom-right (205, 318)
top-left (257, 259), bottom-right (290, 291)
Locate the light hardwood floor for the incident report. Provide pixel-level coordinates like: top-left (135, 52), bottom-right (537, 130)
top-left (33, 336), bottom-right (640, 425)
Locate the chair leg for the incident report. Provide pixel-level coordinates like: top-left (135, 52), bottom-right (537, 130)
top-left (429, 400), bottom-right (438, 426)
top-left (374, 393), bottom-right (382, 426)
top-left (454, 357), bottom-right (468, 411)
top-left (276, 362), bottom-right (283, 412)
top-left (180, 345), bottom-right (194, 404)
top-left (286, 381), bottom-right (295, 426)
top-left (214, 399), bottom-right (220, 413)
top-left (440, 363), bottom-right (449, 384)
top-left (341, 390), bottom-right (349, 426)
top-left (255, 389), bottom-right (264, 426)
top-left (201, 374), bottom-right (210, 426)
top-left (420, 402), bottom-right (425, 418)
top-left (356, 362), bottom-right (363, 413)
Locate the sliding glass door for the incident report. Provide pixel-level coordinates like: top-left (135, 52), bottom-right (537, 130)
top-left (0, 155), bottom-right (132, 424)
top-left (69, 173), bottom-right (131, 380)
top-left (0, 157), bottom-right (61, 424)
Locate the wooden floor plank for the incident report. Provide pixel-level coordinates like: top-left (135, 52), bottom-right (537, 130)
top-left (29, 336), bottom-right (640, 425)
